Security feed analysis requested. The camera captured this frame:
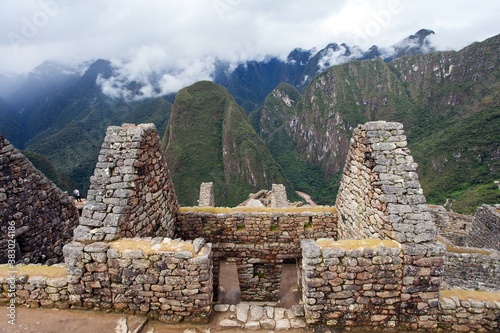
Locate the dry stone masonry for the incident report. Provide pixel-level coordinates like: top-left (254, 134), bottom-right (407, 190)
top-left (0, 135), bottom-right (79, 264)
top-left (335, 121), bottom-right (445, 331)
top-left (302, 239), bottom-right (404, 328)
top-left (63, 238), bottom-right (213, 323)
top-left (177, 207), bottom-right (337, 301)
top-left (74, 124), bottom-right (178, 242)
top-left (466, 205), bottom-right (500, 251)
top-left (271, 184), bottom-right (289, 207)
top-left (198, 182), bottom-right (214, 207)
top-left (0, 265), bottom-right (69, 308)
top-left (336, 121), bottom-right (435, 243)
top-left (439, 291), bottom-right (500, 332)
top-left (1, 121), bottom-right (499, 331)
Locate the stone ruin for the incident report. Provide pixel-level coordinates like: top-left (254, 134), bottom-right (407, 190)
top-left (236, 183), bottom-right (293, 207)
top-left (73, 123), bottom-right (178, 242)
top-left (1, 122), bottom-right (499, 332)
top-left (0, 135), bottom-right (79, 265)
top-left (198, 182), bottom-right (214, 207)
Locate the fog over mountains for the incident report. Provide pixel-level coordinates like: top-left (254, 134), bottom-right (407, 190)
top-left (0, 29), bottom-right (436, 107)
top-left (0, 29), bottom-right (498, 213)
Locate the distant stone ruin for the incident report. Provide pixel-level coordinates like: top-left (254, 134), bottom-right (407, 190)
top-left (237, 184), bottom-right (295, 207)
top-left (0, 135), bottom-right (79, 264)
top-left (198, 182), bottom-right (214, 207)
top-left (271, 184), bottom-right (289, 207)
top-left (1, 122), bottom-right (499, 332)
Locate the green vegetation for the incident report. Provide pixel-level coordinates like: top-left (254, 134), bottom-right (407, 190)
top-left (25, 96), bottom-right (172, 195)
top-left (11, 35), bottom-right (498, 212)
top-left (250, 35), bottom-right (500, 213)
top-left (412, 108), bottom-right (500, 214)
top-left (163, 81), bottom-right (291, 206)
top-left (22, 150), bottom-right (76, 193)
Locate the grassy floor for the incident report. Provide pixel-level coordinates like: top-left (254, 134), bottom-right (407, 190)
top-left (440, 289), bottom-right (500, 302)
top-left (0, 264), bottom-right (67, 278)
top-left (179, 205), bottom-right (337, 214)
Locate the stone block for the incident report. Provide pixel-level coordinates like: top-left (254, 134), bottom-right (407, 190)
top-left (275, 319), bottom-right (291, 330)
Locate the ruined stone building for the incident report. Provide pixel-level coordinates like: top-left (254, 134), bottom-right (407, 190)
top-left (1, 122), bottom-right (499, 332)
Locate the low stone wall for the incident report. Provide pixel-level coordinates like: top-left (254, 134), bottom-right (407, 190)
top-left (63, 237), bottom-right (213, 323)
top-left (443, 249), bottom-right (500, 292)
top-left (429, 205), bottom-right (472, 246)
top-left (301, 238), bottom-right (445, 331)
top-left (0, 264), bottom-right (68, 309)
top-left (301, 238), bottom-right (404, 328)
top-left (467, 205), bottom-right (500, 251)
top-left (0, 136), bottom-right (79, 265)
top-left (439, 290), bottom-right (500, 332)
top-left (177, 207), bottom-right (337, 300)
top-left (177, 207), bottom-right (337, 246)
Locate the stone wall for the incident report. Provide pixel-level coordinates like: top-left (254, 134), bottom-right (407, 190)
top-left (467, 205), bottom-right (500, 251)
top-left (443, 249), bottom-right (500, 292)
top-left (0, 135), bottom-right (79, 265)
top-left (301, 239), bottom-right (445, 331)
top-left (0, 264), bottom-right (68, 309)
top-left (301, 239), bottom-right (403, 328)
top-left (430, 205), bottom-right (472, 246)
top-left (271, 184), bottom-right (289, 207)
top-left (198, 182), bottom-right (214, 207)
top-left (73, 124), bottom-right (178, 242)
top-left (439, 291), bottom-right (500, 332)
top-left (63, 238), bottom-right (213, 323)
top-left (177, 207), bottom-right (337, 301)
top-left (334, 121), bottom-right (444, 330)
top-left (336, 121), bottom-right (435, 243)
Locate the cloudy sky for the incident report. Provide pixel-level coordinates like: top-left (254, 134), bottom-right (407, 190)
top-left (1, 0), bottom-right (499, 94)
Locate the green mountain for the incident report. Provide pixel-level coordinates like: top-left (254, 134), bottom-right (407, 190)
top-left (251, 34), bottom-right (500, 213)
top-left (1, 33), bottom-right (497, 213)
top-left (162, 81), bottom-right (292, 206)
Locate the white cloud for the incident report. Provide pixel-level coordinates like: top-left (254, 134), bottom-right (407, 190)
top-left (0, 0), bottom-right (498, 96)
top-left (96, 45), bottom-right (216, 100)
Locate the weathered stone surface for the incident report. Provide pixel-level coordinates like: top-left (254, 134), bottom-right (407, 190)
top-left (290, 318), bottom-right (307, 328)
top-left (198, 182), bottom-right (214, 207)
top-left (219, 319), bottom-right (241, 328)
top-left (214, 304), bottom-right (230, 312)
top-left (260, 318), bottom-right (276, 329)
top-left (84, 242), bottom-right (110, 253)
top-left (275, 319), bottom-right (291, 330)
top-left (76, 123), bottom-right (178, 241)
top-left (244, 321), bottom-right (261, 330)
top-left (236, 303), bottom-right (250, 322)
top-left (0, 135), bottom-right (79, 264)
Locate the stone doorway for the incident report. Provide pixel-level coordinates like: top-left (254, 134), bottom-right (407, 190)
top-left (277, 260), bottom-right (301, 308)
top-left (217, 260), bottom-right (241, 304)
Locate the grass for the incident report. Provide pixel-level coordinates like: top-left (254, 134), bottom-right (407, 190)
top-left (178, 206), bottom-right (337, 214)
top-left (110, 238), bottom-right (194, 254)
top-left (437, 235), bottom-right (492, 255)
top-left (0, 264), bottom-right (67, 278)
top-left (440, 289), bottom-right (500, 302)
top-left (316, 238), bottom-right (401, 250)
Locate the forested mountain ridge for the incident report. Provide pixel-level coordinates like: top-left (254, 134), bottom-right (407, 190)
top-left (0, 32), bottom-right (497, 213)
top-left (251, 34), bottom-right (499, 212)
top-left (162, 81), bottom-right (292, 206)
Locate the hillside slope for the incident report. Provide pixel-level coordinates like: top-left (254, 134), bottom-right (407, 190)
top-left (252, 34), bottom-right (499, 212)
top-left (163, 81), bottom-right (291, 206)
